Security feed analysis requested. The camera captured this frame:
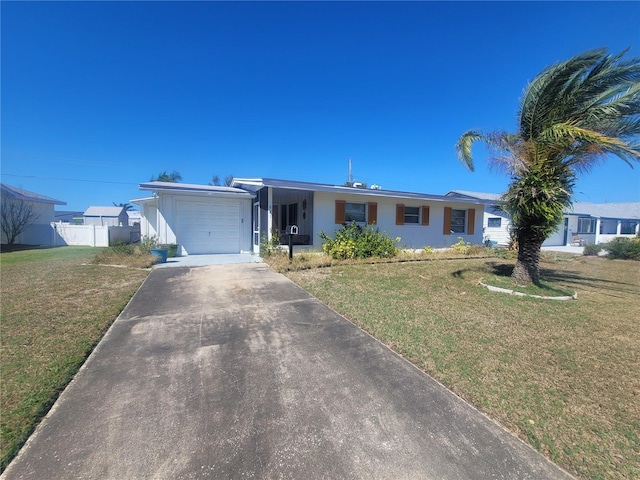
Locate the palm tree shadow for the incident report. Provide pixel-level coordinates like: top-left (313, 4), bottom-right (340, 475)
top-left (487, 261), bottom-right (637, 296)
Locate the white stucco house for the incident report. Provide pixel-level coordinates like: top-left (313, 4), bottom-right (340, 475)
top-left (1, 183), bottom-right (67, 245)
top-left (446, 190), bottom-right (640, 247)
top-left (133, 178), bottom-right (485, 256)
top-left (83, 206), bottom-right (129, 226)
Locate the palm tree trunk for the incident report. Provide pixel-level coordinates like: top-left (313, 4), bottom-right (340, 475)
top-left (511, 230), bottom-right (545, 285)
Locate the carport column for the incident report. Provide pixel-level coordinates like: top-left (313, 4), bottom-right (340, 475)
top-left (268, 187), bottom-right (273, 241)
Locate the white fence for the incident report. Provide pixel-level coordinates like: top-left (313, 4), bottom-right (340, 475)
top-left (51, 223), bottom-right (140, 247)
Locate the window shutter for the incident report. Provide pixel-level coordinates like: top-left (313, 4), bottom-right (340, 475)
top-left (443, 207), bottom-right (452, 235)
top-left (468, 208), bottom-right (475, 235)
top-left (368, 202), bottom-right (378, 225)
top-left (421, 206), bottom-right (430, 226)
top-left (335, 200), bottom-right (345, 224)
top-left (396, 204), bottom-right (404, 225)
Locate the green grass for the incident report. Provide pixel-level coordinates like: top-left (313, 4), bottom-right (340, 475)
top-left (0, 246), bottom-right (149, 470)
top-left (283, 254), bottom-right (640, 480)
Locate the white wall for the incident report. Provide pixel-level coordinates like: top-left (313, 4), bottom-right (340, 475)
top-left (1, 201), bottom-right (56, 245)
top-left (312, 192), bottom-right (484, 249)
top-left (482, 206), bottom-right (512, 246)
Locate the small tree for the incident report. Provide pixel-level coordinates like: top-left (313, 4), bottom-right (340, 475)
top-left (209, 174), bottom-right (234, 187)
top-left (1, 198), bottom-right (39, 245)
top-left (150, 170), bottom-right (182, 182)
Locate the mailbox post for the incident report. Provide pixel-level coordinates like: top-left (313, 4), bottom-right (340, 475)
top-left (286, 225), bottom-right (298, 261)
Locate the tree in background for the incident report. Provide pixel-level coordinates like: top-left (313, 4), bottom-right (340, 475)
top-left (456, 48), bottom-right (640, 284)
top-left (150, 170), bottom-right (182, 182)
top-left (1, 198), bottom-right (38, 245)
top-left (209, 174), bottom-right (234, 187)
top-left (112, 202), bottom-right (134, 211)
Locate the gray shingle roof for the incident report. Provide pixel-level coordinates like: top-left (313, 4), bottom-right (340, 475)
top-left (84, 206), bottom-right (125, 217)
top-left (569, 202), bottom-right (640, 220)
top-left (1, 183), bottom-right (66, 205)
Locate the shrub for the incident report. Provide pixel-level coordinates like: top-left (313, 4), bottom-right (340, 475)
top-left (423, 245), bottom-right (434, 254)
top-left (602, 237), bottom-right (640, 260)
top-left (139, 235), bottom-right (159, 254)
top-left (109, 240), bottom-right (135, 255)
top-left (260, 230), bottom-right (283, 258)
top-left (319, 222), bottom-right (399, 260)
top-left (583, 243), bottom-right (603, 256)
top-left (450, 237), bottom-right (471, 255)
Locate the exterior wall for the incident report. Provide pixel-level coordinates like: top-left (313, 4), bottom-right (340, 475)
top-left (1, 200), bottom-right (56, 245)
top-left (311, 192), bottom-right (483, 249)
top-left (482, 206), bottom-right (511, 246)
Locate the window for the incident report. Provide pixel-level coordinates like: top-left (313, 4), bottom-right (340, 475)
top-left (404, 206), bottom-right (419, 224)
top-left (577, 217), bottom-right (596, 234)
top-left (450, 209), bottom-right (466, 233)
top-left (620, 221), bottom-right (638, 234)
top-left (345, 202), bottom-right (366, 223)
top-left (280, 203), bottom-right (298, 231)
top-left (487, 217), bottom-right (502, 228)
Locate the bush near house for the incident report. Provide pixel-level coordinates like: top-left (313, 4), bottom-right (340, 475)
top-left (319, 222), bottom-right (399, 259)
top-left (601, 236), bottom-right (640, 260)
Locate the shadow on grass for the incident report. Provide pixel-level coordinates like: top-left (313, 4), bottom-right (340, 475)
top-left (485, 261), bottom-right (638, 297)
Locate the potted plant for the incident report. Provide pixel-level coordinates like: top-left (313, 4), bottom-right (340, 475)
top-left (141, 235), bottom-right (168, 263)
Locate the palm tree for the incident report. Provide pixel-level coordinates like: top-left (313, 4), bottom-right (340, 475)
top-left (112, 202), bottom-right (134, 211)
top-left (150, 170), bottom-right (182, 182)
top-left (456, 48), bottom-right (640, 284)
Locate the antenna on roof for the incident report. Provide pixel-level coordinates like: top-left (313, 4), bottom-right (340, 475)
top-left (348, 158), bottom-right (353, 186)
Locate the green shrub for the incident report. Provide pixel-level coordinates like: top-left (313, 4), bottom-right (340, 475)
top-left (602, 237), bottom-right (640, 260)
top-left (109, 241), bottom-right (135, 255)
top-left (319, 222), bottom-right (399, 260)
top-left (450, 237), bottom-right (471, 255)
top-left (260, 230), bottom-right (283, 258)
top-left (423, 245), bottom-right (434, 254)
top-left (139, 235), bottom-right (159, 254)
top-left (583, 243), bottom-right (603, 256)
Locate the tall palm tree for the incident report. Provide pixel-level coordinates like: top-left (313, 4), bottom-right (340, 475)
top-left (456, 48), bottom-right (640, 284)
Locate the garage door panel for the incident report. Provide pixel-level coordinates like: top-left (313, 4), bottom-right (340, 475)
top-left (176, 200), bottom-right (241, 254)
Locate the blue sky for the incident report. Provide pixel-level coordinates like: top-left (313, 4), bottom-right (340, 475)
top-left (2, 1), bottom-right (639, 212)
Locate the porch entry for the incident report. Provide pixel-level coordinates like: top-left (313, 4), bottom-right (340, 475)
top-left (253, 201), bottom-right (260, 254)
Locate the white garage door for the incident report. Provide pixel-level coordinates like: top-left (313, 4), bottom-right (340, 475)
top-left (176, 200), bottom-right (241, 254)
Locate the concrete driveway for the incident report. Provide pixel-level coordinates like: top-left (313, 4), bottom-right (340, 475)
top-left (2, 263), bottom-right (572, 479)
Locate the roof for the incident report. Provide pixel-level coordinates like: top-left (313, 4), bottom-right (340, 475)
top-left (568, 202), bottom-right (640, 220)
top-left (138, 181), bottom-right (255, 198)
top-left (231, 178), bottom-right (483, 204)
top-left (446, 190), bottom-right (503, 202)
top-left (446, 189), bottom-right (640, 220)
top-left (1, 183), bottom-right (66, 205)
top-left (84, 206), bottom-right (126, 217)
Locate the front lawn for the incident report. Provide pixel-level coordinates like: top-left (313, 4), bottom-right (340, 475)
top-left (0, 247), bottom-right (149, 469)
top-left (283, 254), bottom-right (639, 480)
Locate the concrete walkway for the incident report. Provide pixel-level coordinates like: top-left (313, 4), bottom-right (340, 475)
top-left (153, 252), bottom-right (263, 268)
top-left (2, 263), bottom-right (573, 479)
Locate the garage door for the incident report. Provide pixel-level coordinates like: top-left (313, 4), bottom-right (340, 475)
top-left (176, 200), bottom-right (241, 254)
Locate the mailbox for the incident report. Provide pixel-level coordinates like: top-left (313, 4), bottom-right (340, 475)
top-left (285, 225), bottom-right (298, 235)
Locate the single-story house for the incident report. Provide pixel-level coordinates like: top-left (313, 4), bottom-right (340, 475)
top-left (83, 206), bottom-right (129, 226)
top-left (127, 210), bottom-right (141, 226)
top-left (1, 183), bottom-right (67, 245)
top-left (54, 211), bottom-right (85, 224)
top-left (446, 190), bottom-right (640, 246)
top-left (133, 178), bottom-right (485, 256)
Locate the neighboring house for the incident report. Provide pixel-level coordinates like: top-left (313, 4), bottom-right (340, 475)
top-left (54, 211), bottom-right (84, 224)
top-left (0, 183), bottom-right (67, 245)
top-left (83, 206), bottom-right (129, 226)
top-left (446, 190), bottom-right (640, 246)
top-left (446, 190), bottom-right (512, 246)
top-left (546, 202), bottom-right (640, 246)
top-left (127, 210), bottom-right (141, 226)
top-left (133, 178), bottom-right (485, 256)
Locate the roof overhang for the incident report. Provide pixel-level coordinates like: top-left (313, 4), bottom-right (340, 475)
top-left (231, 178), bottom-right (484, 205)
top-left (138, 181), bottom-right (256, 199)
